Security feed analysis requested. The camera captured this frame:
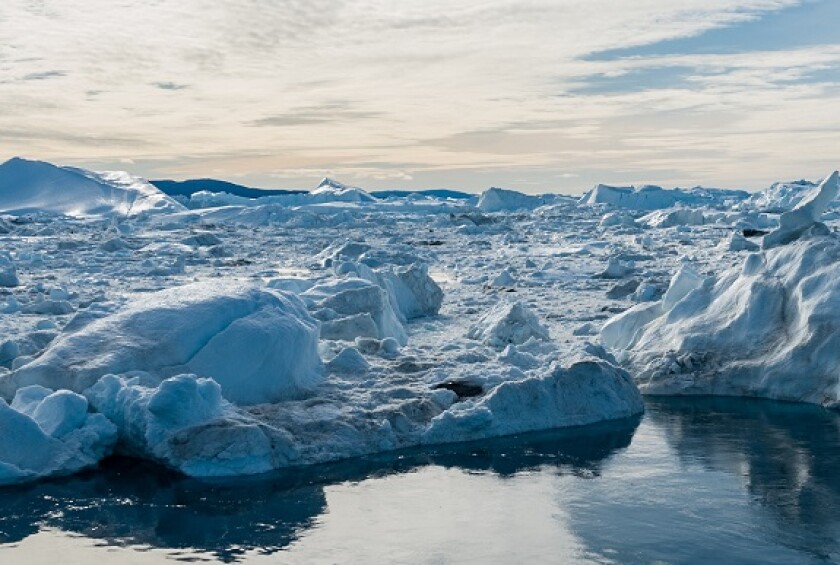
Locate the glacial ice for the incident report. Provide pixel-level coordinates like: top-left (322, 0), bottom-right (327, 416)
top-left (762, 171), bottom-right (839, 249)
top-left (303, 277), bottom-right (409, 345)
top-left (0, 252), bottom-right (19, 287)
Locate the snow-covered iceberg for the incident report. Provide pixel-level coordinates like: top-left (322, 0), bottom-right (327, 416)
top-left (579, 183), bottom-right (747, 210)
top-left (423, 360), bottom-right (643, 444)
top-left (0, 157), bottom-right (184, 217)
top-left (2, 282), bottom-right (323, 405)
top-left (600, 172), bottom-right (840, 408)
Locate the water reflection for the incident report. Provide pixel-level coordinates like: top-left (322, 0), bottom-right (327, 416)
top-left (0, 417), bottom-right (640, 562)
top-left (647, 397), bottom-right (840, 560)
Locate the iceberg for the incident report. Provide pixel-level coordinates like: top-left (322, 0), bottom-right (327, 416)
top-left (0, 157), bottom-right (184, 217)
top-left (601, 187), bottom-right (840, 409)
top-left (423, 360), bottom-right (644, 444)
top-left (2, 282), bottom-right (323, 406)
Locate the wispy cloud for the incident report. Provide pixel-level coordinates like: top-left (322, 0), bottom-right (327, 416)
top-left (248, 102), bottom-right (382, 127)
top-left (22, 70), bottom-right (66, 81)
top-left (152, 81), bottom-right (190, 90)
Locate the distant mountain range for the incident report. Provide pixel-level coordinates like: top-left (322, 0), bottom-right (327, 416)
top-left (151, 178), bottom-right (474, 201)
top-left (149, 179), bottom-right (306, 198)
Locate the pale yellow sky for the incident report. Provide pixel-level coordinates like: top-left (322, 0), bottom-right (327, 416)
top-left (1, 0), bottom-right (838, 193)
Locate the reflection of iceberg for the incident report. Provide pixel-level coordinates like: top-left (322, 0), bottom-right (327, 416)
top-left (0, 416), bottom-right (639, 561)
top-left (647, 398), bottom-right (840, 557)
top-left (0, 458), bottom-right (328, 561)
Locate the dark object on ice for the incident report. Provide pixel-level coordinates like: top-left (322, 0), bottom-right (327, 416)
top-left (600, 305), bottom-right (627, 314)
top-left (742, 228), bottom-right (769, 238)
top-left (606, 279), bottom-right (639, 300)
top-left (414, 240), bottom-right (445, 246)
top-left (433, 380), bottom-right (484, 398)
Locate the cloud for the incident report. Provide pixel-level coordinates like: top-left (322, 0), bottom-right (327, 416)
top-left (0, 0), bottom-right (838, 192)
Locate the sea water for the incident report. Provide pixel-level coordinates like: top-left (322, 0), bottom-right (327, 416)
top-left (1, 397), bottom-right (837, 564)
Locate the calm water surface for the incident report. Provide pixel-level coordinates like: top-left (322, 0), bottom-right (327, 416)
top-left (1, 398), bottom-right (838, 564)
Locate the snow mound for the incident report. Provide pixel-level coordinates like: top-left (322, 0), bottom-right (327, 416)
top-left (0, 157), bottom-right (184, 217)
top-left (86, 374), bottom-right (290, 476)
top-left (2, 283), bottom-right (323, 405)
top-left (467, 301), bottom-right (550, 348)
top-left (422, 360), bottom-right (643, 444)
top-left (600, 232), bottom-right (840, 409)
top-left (0, 386), bottom-right (116, 485)
top-left (477, 187), bottom-right (548, 212)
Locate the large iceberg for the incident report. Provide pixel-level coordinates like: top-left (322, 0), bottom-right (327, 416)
top-left (0, 157), bottom-right (184, 217)
top-left (600, 173), bottom-right (840, 408)
top-left (2, 282), bottom-right (324, 405)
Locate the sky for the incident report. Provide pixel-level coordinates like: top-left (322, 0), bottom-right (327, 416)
top-left (0, 0), bottom-right (838, 193)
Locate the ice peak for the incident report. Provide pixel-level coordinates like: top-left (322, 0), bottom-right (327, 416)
top-left (316, 177), bottom-right (348, 190)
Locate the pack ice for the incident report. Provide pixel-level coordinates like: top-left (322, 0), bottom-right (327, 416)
top-left (601, 172), bottom-right (840, 408)
top-left (10, 157), bottom-right (840, 484)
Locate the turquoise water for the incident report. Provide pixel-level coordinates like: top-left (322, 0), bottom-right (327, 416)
top-left (1, 398), bottom-right (838, 564)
